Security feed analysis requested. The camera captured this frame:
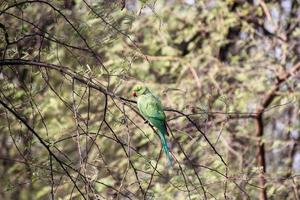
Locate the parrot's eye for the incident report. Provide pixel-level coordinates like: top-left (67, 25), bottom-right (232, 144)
top-left (133, 85), bottom-right (143, 94)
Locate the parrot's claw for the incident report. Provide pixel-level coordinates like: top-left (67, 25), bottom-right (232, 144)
top-left (144, 120), bottom-right (149, 124)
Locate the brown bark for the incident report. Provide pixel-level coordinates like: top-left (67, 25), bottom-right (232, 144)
top-left (255, 113), bottom-right (267, 200)
top-left (254, 62), bottom-right (300, 200)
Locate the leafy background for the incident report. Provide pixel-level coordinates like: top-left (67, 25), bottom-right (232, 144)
top-left (0, 0), bottom-right (299, 199)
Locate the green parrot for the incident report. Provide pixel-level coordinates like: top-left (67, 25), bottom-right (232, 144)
top-left (132, 85), bottom-right (173, 166)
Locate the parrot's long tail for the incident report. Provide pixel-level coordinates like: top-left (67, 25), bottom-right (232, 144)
top-left (158, 130), bottom-right (173, 167)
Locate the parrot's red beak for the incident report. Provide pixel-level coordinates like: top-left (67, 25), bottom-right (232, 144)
top-left (132, 91), bottom-right (137, 97)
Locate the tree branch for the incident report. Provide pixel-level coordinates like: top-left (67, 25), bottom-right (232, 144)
top-left (255, 62), bottom-right (300, 200)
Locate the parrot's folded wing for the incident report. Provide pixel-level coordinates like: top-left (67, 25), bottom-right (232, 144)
top-left (138, 95), bottom-right (166, 121)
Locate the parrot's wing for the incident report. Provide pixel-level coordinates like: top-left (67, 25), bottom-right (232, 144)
top-left (138, 94), bottom-right (166, 121)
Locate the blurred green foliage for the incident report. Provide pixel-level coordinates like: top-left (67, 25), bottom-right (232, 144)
top-left (0, 0), bottom-right (299, 199)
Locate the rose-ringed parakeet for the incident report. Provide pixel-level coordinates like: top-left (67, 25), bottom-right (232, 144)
top-left (132, 85), bottom-right (173, 166)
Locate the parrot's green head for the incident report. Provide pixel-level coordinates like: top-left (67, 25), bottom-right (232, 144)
top-left (132, 85), bottom-right (149, 97)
